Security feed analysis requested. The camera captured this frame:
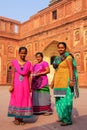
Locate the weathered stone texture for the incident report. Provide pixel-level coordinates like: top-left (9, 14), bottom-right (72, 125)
top-left (0, 0), bottom-right (87, 86)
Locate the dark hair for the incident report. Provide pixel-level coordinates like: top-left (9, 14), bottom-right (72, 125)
top-left (57, 42), bottom-right (67, 49)
top-left (19, 46), bottom-right (27, 53)
top-left (35, 52), bottom-right (43, 58)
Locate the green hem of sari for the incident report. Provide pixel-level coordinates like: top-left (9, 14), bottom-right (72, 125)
top-left (34, 85), bottom-right (50, 94)
top-left (53, 88), bottom-right (67, 91)
top-left (8, 114), bottom-right (33, 118)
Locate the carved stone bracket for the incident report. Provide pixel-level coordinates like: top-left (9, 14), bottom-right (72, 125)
top-left (49, 0), bottom-right (60, 6)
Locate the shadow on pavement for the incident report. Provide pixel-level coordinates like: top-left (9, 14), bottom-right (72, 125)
top-left (24, 115), bottom-right (87, 130)
top-left (72, 107), bottom-right (79, 118)
top-left (23, 115), bottom-right (39, 124)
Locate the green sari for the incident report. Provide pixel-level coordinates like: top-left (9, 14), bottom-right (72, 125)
top-left (53, 52), bottom-right (79, 124)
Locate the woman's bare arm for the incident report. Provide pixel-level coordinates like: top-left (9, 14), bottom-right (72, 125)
top-left (35, 66), bottom-right (50, 76)
top-left (66, 58), bottom-right (74, 87)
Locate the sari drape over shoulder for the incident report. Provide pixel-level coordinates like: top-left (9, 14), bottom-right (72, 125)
top-left (53, 52), bottom-right (79, 98)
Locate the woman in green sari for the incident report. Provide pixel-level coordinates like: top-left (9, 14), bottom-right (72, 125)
top-left (50, 42), bottom-right (79, 126)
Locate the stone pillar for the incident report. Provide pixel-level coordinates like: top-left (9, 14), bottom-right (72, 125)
top-left (5, 22), bottom-right (10, 33)
top-left (10, 23), bottom-right (14, 33)
top-left (0, 20), bottom-right (5, 31)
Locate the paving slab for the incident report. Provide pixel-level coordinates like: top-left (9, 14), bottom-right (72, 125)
top-left (0, 86), bottom-right (87, 130)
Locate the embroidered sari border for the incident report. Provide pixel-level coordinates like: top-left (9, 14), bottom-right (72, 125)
top-left (8, 114), bottom-right (33, 118)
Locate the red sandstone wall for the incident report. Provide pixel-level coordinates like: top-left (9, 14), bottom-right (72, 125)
top-left (0, 0), bottom-right (87, 86)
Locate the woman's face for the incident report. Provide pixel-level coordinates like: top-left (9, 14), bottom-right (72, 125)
top-left (19, 49), bottom-right (27, 61)
top-left (57, 44), bottom-right (66, 55)
top-left (36, 54), bottom-right (43, 63)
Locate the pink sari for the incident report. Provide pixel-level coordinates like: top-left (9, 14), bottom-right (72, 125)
top-left (8, 60), bottom-right (33, 118)
top-left (32, 61), bottom-right (48, 89)
top-left (32, 61), bottom-right (52, 114)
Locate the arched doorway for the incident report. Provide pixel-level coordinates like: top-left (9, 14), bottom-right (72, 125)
top-left (43, 40), bottom-right (71, 83)
top-left (43, 40), bottom-right (59, 84)
top-left (7, 63), bottom-right (12, 84)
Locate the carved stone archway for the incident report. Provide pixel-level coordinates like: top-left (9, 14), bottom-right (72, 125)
top-left (43, 40), bottom-right (71, 83)
top-left (7, 62), bottom-right (12, 84)
top-left (43, 40), bottom-right (59, 83)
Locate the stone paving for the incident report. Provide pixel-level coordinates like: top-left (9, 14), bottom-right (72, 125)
top-left (0, 86), bottom-right (87, 130)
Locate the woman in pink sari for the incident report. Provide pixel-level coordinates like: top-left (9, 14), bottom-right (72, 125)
top-left (8, 47), bottom-right (33, 125)
top-left (32, 52), bottom-right (52, 115)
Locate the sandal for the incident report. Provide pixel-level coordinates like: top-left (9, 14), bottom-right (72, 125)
top-left (56, 120), bottom-right (62, 122)
top-left (61, 122), bottom-right (72, 126)
top-left (44, 112), bottom-right (53, 116)
top-left (20, 121), bottom-right (25, 125)
top-left (13, 120), bottom-right (20, 125)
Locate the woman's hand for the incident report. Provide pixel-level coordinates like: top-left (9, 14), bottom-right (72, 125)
top-left (9, 86), bottom-right (14, 93)
top-left (70, 80), bottom-right (74, 87)
top-left (50, 82), bottom-right (54, 89)
top-left (34, 66), bottom-right (50, 77)
top-left (35, 73), bottom-right (41, 77)
top-left (30, 88), bottom-right (32, 93)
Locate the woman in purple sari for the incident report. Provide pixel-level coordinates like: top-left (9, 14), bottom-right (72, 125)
top-left (32, 52), bottom-right (52, 115)
top-left (8, 47), bottom-right (33, 125)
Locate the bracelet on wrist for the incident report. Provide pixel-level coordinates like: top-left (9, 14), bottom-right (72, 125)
top-left (70, 79), bottom-right (73, 81)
